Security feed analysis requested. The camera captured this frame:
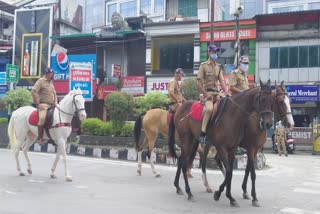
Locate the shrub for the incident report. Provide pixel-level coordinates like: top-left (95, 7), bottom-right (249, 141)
top-left (81, 118), bottom-right (104, 135)
top-left (181, 78), bottom-right (200, 100)
top-left (121, 123), bottom-right (133, 137)
top-left (105, 92), bottom-right (134, 128)
top-left (0, 117), bottom-right (8, 124)
top-left (133, 92), bottom-right (169, 116)
top-left (97, 122), bottom-right (112, 136)
top-left (0, 88), bottom-right (32, 111)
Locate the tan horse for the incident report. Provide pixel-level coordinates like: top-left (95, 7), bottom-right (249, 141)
top-left (134, 108), bottom-right (194, 177)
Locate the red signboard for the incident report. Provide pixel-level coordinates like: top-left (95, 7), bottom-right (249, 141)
top-left (121, 76), bottom-right (144, 96)
top-left (97, 85), bottom-right (117, 100)
top-left (200, 28), bottom-right (256, 42)
top-left (112, 64), bottom-right (121, 77)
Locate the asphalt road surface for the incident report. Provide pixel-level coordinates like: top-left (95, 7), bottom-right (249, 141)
top-left (0, 149), bottom-right (319, 214)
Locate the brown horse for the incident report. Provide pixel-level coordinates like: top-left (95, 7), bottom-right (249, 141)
top-left (134, 108), bottom-right (194, 177)
top-left (168, 80), bottom-right (273, 206)
top-left (205, 81), bottom-right (294, 207)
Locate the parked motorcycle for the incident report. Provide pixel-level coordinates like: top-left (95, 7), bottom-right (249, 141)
top-left (272, 133), bottom-right (295, 154)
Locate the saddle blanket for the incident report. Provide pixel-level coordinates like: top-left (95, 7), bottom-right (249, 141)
top-left (28, 110), bottom-right (53, 127)
top-left (190, 102), bottom-right (205, 121)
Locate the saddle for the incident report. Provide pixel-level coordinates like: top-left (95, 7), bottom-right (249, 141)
top-left (190, 96), bottom-right (227, 126)
top-left (28, 107), bottom-right (55, 127)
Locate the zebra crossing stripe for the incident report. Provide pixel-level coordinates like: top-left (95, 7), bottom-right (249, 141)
top-left (294, 188), bottom-right (320, 194)
top-left (281, 207), bottom-right (320, 214)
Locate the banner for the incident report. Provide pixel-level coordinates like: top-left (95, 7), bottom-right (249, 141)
top-left (69, 62), bottom-right (93, 100)
top-left (285, 85), bottom-right (319, 103)
top-left (121, 76), bottom-right (144, 96)
top-left (287, 127), bottom-right (313, 144)
top-left (200, 28), bottom-right (256, 42)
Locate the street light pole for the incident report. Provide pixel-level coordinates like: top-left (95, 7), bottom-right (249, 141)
top-left (234, 13), bottom-right (240, 66)
top-left (210, 0), bottom-right (215, 44)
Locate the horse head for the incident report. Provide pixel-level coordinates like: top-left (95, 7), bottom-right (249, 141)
top-left (72, 87), bottom-right (87, 121)
top-left (256, 79), bottom-right (273, 130)
top-left (272, 81), bottom-right (294, 130)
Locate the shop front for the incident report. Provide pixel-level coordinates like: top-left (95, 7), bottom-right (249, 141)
top-left (199, 19), bottom-right (256, 75)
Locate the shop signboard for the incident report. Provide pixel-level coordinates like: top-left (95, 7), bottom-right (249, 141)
top-left (0, 85), bottom-right (8, 98)
top-left (287, 127), bottom-right (313, 144)
top-left (200, 28), bottom-right (256, 42)
top-left (121, 76), bottom-right (144, 96)
top-left (285, 85), bottom-right (319, 103)
top-left (0, 72), bottom-right (5, 85)
top-left (69, 62), bottom-right (92, 101)
top-left (6, 64), bottom-right (19, 83)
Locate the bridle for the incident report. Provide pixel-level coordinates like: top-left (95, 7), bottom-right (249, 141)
top-left (56, 94), bottom-right (85, 117)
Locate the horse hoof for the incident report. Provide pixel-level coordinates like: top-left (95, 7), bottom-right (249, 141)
top-left (19, 172), bottom-right (25, 176)
top-left (50, 174), bottom-right (57, 179)
top-left (213, 191), bottom-right (221, 201)
top-left (252, 200), bottom-right (260, 207)
top-left (155, 174), bottom-right (161, 178)
top-left (27, 169), bottom-right (32, 175)
top-left (65, 177), bottom-right (73, 182)
top-left (243, 193), bottom-right (250, 200)
top-left (188, 195), bottom-right (195, 202)
top-left (176, 188), bottom-right (184, 195)
top-left (206, 187), bottom-right (213, 193)
top-left (137, 170), bottom-right (141, 176)
top-left (230, 200), bottom-right (240, 207)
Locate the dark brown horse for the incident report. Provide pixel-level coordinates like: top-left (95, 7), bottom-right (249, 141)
top-left (168, 80), bottom-right (273, 206)
top-left (205, 81), bottom-right (294, 207)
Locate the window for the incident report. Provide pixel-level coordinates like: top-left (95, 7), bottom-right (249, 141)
top-left (272, 5), bottom-right (303, 13)
top-left (154, 0), bottom-right (164, 13)
top-left (270, 48), bottom-right (279, 68)
top-left (299, 46), bottom-right (308, 67)
top-left (309, 3), bottom-right (320, 10)
top-left (279, 47), bottom-right (288, 68)
top-left (108, 3), bottom-right (117, 22)
top-left (120, 1), bottom-right (137, 18)
top-left (140, 0), bottom-right (151, 15)
top-left (178, 0), bottom-right (197, 17)
top-left (289, 47), bottom-right (298, 68)
top-left (309, 46), bottom-right (319, 67)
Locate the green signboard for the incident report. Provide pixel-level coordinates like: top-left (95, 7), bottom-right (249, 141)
top-left (6, 64), bottom-right (19, 83)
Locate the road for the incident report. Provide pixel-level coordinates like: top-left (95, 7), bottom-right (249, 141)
top-left (0, 149), bottom-right (319, 214)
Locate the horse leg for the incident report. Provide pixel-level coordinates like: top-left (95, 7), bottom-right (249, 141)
top-left (215, 152), bottom-right (226, 177)
top-left (174, 157), bottom-right (183, 195)
top-left (56, 139), bottom-right (72, 182)
top-left (148, 139), bottom-right (160, 178)
top-left (186, 140), bottom-right (199, 178)
top-left (13, 139), bottom-right (25, 176)
top-left (241, 159), bottom-right (251, 200)
top-left (224, 155), bottom-right (239, 207)
top-left (137, 137), bottom-right (148, 176)
top-left (201, 144), bottom-right (213, 193)
top-left (182, 158), bottom-right (194, 201)
top-left (22, 135), bottom-right (36, 175)
top-left (50, 143), bottom-right (62, 179)
top-left (249, 154), bottom-right (260, 207)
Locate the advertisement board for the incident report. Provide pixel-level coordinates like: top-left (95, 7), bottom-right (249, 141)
top-left (69, 62), bottom-right (93, 100)
top-left (51, 53), bottom-right (96, 80)
top-left (287, 127), bottom-right (313, 144)
top-left (285, 85), bottom-right (319, 103)
top-left (13, 7), bottom-right (52, 86)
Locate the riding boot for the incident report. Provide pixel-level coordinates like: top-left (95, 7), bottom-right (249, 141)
top-left (199, 131), bottom-right (207, 145)
top-left (37, 126), bottom-right (44, 145)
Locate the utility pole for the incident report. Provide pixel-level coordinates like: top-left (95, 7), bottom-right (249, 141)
top-left (210, 0), bottom-right (215, 44)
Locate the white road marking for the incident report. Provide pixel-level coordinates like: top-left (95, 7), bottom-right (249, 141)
top-left (5, 190), bottom-right (16, 195)
top-left (294, 188), bottom-right (320, 194)
top-left (73, 185), bottom-right (88, 189)
top-left (281, 207), bottom-right (320, 214)
top-left (301, 182), bottom-right (320, 188)
top-left (28, 179), bottom-right (45, 183)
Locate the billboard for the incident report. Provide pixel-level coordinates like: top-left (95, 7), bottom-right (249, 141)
top-left (13, 7), bottom-right (52, 86)
top-left (69, 62), bottom-right (93, 101)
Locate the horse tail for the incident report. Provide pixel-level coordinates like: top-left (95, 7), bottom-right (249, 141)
top-left (8, 113), bottom-right (16, 150)
top-left (168, 113), bottom-right (177, 159)
top-left (134, 112), bottom-right (146, 151)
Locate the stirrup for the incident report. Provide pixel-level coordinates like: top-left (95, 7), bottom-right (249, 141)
top-left (199, 135), bottom-right (207, 145)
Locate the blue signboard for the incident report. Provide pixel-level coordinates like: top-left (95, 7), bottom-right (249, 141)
top-left (0, 72), bottom-right (6, 85)
top-left (0, 85), bottom-right (8, 98)
top-left (51, 54), bottom-right (96, 80)
top-left (69, 62), bottom-right (93, 101)
top-left (285, 85), bottom-right (319, 103)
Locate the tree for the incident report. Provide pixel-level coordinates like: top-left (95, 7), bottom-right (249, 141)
top-left (181, 78), bottom-right (200, 100)
top-left (0, 88), bottom-right (32, 111)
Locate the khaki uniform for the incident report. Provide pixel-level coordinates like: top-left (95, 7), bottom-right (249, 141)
top-left (168, 78), bottom-right (184, 112)
top-left (229, 68), bottom-right (249, 95)
top-left (32, 77), bottom-right (56, 126)
top-left (275, 127), bottom-right (287, 155)
top-left (197, 59), bottom-right (224, 133)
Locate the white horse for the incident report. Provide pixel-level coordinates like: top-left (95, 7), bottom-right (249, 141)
top-left (8, 88), bottom-right (87, 181)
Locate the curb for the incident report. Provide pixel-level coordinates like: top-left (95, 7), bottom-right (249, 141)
top-left (26, 143), bottom-right (264, 170)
